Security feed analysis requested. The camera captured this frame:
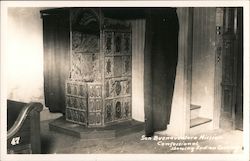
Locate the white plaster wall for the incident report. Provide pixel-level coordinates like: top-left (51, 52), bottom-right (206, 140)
top-left (191, 8), bottom-right (216, 120)
top-left (7, 8), bottom-right (47, 104)
top-left (167, 8), bottom-right (191, 136)
top-left (131, 19), bottom-right (145, 122)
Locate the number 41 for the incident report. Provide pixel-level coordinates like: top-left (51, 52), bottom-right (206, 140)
top-left (11, 137), bottom-right (20, 145)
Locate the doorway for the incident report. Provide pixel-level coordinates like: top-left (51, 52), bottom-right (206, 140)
top-left (216, 8), bottom-right (243, 130)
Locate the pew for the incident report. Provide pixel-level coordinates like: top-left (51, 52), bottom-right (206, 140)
top-left (7, 100), bottom-right (43, 154)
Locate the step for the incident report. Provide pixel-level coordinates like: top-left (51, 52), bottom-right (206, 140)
top-left (190, 104), bottom-right (201, 119)
top-left (190, 117), bottom-right (212, 128)
top-left (189, 119), bottom-right (213, 135)
top-left (49, 116), bottom-right (144, 139)
top-left (190, 104), bottom-right (201, 110)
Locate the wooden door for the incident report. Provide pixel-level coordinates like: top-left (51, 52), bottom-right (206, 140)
top-left (234, 8), bottom-right (243, 130)
top-left (220, 8), bottom-right (243, 130)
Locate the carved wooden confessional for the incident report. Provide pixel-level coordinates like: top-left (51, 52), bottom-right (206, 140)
top-left (66, 8), bottom-right (132, 127)
top-left (42, 8), bottom-right (132, 127)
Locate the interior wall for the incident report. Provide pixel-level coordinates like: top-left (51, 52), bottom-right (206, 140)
top-left (167, 8), bottom-right (192, 136)
top-left (130, 19), bottom-right (145, 122)
top-left (191, 8), bottom-right (216, 119)
top-left (7, 7), bottom-right (47, 104)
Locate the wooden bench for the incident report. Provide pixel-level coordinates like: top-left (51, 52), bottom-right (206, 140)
top-left (7, 100), bottom-right (43, 154)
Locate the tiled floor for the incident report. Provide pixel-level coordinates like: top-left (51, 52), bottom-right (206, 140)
top-left (40, 119), bottom-right (244, 154)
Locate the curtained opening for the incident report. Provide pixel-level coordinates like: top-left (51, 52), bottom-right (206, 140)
top-left (103, 8), bottom-right (179, 135)
top-left (42, 11), bottom-right (70, 113)
top-left (144, 8), bottom-right (179, 136)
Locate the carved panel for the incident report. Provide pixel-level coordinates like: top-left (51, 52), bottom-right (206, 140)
top-left (113, 56), bottom-right (123, 77)
top-left (88, 99), bottom-right (102, 112)
top-left (79, 98), bottom-right (87, 110)
top-left (88, 99), bottom-right (96, 112)
top-left (115, 81), bottom-right (122, 96)
top-left (122, 97), bottom-right (131, 118)
top-left (72, 109), bottom-right (78, 122)
top-left (71, 52), bottom-right (95, 81)
top-left (122, 33), bottom-right (131, 54)
top-left (92, 53), bottom-right (101, 82)
top-left (104, 100), bottom-right (113, 123)
top-left (104, 31), bottom-right (113, 55)
top-left (109, 79), bottom-right (120, 97)
top-left (70, 53), bottom-right (101, 82)
top-left (70, 52), bottom-right (82, 81)
top-left (68, 97), bottom-right (75, 108)
top-left (104, 79), bottom-right (110, 98)
top-left (66, 96), bottom-right (87, 111)
top-left (66, 81), bottom-right (87, 97)
top-left (73, 97), bottom-right (79, 108)
top-left (105, 79), bottom-right (115, 98)
top-left (72, 32), bottom-right (99, 53)
top-left (121, 78), bottom-right (131, 95)
top-left (112, 97), bottom-right (132, 121)
top-left (87, 83), bottom-right (102, 98)
top-left (72, 110), bottom-right (79, 122)
top-left (122, 56), bottom-right (132, 76)
top-left (104, 78), bottom-right (131, 98)
top-left (95, 99), bottom-right (102, 111)
top-left (95, 113), bottom-right (102, 125)
top-left (104, 97), bottom-right (132, 123)
top-left (114, 99), bottom-right (122, 120)
top-left (81, 54), bottom-right (95, 81)
top-left (88, 113), bottom-right (96, 125)
top-left (88, 112), bottom-right (102, 126)
top-left (114, 33), bottom-right (122, 54)
top-left (66, 108), bottom-right (87, 125)
top-left (105, 57), bottom-right (114, 78)
top-left (102, 18), bottom-right (131, 31)
top-left (78, 111), bottom-right (87, 124)
top-left (78, 84), bottom-right (88, 97)
top-left (71, 8), bottom-right (100, 34)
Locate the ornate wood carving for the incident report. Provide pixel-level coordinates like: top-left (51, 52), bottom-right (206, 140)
top-left (66, 9), bottom-right (132, 127)
top-left (70, 9), bottom-right (101, 82)
top-left (102, 18), bottom-right (131, 31)
top-left (87, 83), bottom-right (102, 127)
top-left (104, 31), bottom-right (113, 55)
top-left (104, 100), bottom-right (113, 123)
top-left (115, 100), bottom-right (122, 119)
top-left (72, 32), bottom-right (99, 53)
top-left (71, 8), bottom-right (100, 34)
